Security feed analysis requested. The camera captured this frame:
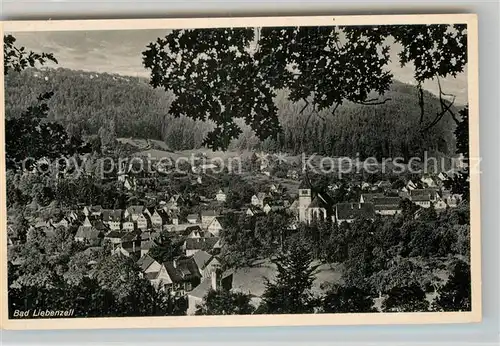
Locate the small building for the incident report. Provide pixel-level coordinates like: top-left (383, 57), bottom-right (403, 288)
top-left (162, 257), bottom-right (202, 296)
top-left (52, 217), bottom-right (70, 229)
top-left (150, 209), bottom-right (168, 229)
top-left (421, 175), bottom-right (438, 188)
top-left (263, 204), bottom-right (272, 214)
top-left (411, 195), bottom-right (431, 208)
top-left (359, 193), bottom-right (385, 204)
top-left (183, 237), bottom-right (220, 257)
top-left (101, 209), bottom-right (123, 230)
top-left (137, 254), bottom-right (162, 274)
top-left (124, 205), bottom-right (145, 221)
top-left (246, 206), bottom-right (264, 217)
top-left (409, 189), bottom-right (439, 208)
top-left (122, 217), bottom-right (136, 232)
top-left (74, 226), bottom-right (103, 246)
top-left (104, 230), bottom-right (127, 245)
top-left (187, 268), bottom-right (231, 315)
top-left (114, 240), bottom-right (141, 258)
top-left (206, 217), bottom-right (223, 237)
top-left (334, 203), bottom-right (376, 225)
top-left (200, 210), bottom-right (218, 227)
top-left (136, 213), bottom-right (150, 230)
top-left (251, 192), bottom-right (268, 208)
top-left (372, 197), bottom-right (403, 216)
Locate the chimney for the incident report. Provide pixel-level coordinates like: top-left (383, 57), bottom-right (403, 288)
top-left (173, 259), bottom-right (177, 268)
top-left (132, 240), bottom-right (136, 253)
top-left (211, 268), bottom-right (221, 291)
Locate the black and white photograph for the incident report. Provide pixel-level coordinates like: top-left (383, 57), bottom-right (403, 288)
top-left (1, 15), bottom-right (480, 329)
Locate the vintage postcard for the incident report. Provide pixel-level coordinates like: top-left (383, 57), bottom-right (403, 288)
top-left (0, 14), bottom-right (480, 330)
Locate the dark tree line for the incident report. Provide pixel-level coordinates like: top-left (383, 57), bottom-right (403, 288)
top-left (6, 67), bottom-right (460, 159)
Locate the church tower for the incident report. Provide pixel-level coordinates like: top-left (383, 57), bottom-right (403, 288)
top-left (298, 187), bottom-right (312, 223)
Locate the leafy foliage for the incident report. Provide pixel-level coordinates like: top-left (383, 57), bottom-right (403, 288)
top-left (6, 68), bottom-right (458, 158)
top-left (4, 34), bottom-right (58, 75)
top-left (444, 106), bottom-right (470, 200)
top-left (322, 284), bottom-right (376, 313)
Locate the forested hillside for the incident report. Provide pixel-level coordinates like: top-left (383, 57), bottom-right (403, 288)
top-left (5, 67), bottom-right (458, 158)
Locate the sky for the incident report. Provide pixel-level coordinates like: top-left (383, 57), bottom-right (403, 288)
top-left (10, 29), bottom-right (468, 105)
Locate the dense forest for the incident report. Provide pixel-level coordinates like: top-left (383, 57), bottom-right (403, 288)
top-left (5, 67), bottom-right (458, 158)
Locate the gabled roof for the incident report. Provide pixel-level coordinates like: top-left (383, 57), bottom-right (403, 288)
top-left (121, 232), bottom-right (138, 242)
top-left (288, 199), bottom-right (299, 210)
top-left (371, 197), bottom-right (402, 206)
top-left (145, 271), bottom-right (159, 280)
top-left (192, 250), bottom-right (212, 270)
top-left (247, 205), bottom-right (265, 214)
top-left (152, 209), bottom-right (169, 220)
top-left (188, 277), bottom-right (212, 299)
top-left (85, 205), bottom-right (103, 212)
top-left (144, 206), bottom-right (156, 215)
top-left (298, 180), bottom-right (310, 189)
top-left (411, 195), bottom-right (431, 202)
top-left (360, 193), bottom-right (384, 203)
top-left (164, 257), bottom-right (201, 283)
top-left (105, 231), bottom-right (126, 239)
top-left (34, 220), bottom-right (52, 229)
top-left (139, 231), bottom-right (153, 241)
top-left (410, 188), bottom-right (439, 198)
top-left (308, 194), bottom-right (330, 209)
top-left (141, 240), bottom-right (154, 250)
top-left (336, 203), bottom-right (375, 221)
top-left (120, 240), bottom-right (141, 254)
top-left (92, 220), bottom-right (109, 231)
top-left (185, 225), bottom-right (203, 233)
top-left (257, 192), bottom-right (267, 200)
